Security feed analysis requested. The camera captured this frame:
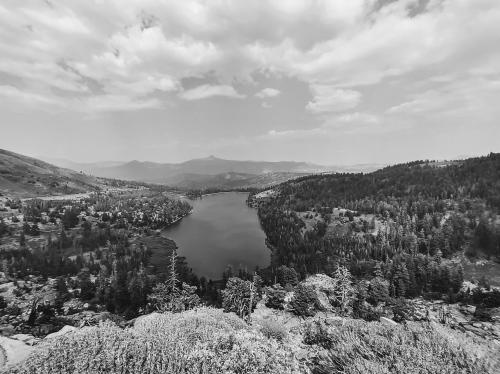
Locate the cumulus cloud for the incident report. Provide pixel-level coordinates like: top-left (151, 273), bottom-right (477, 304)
top-left (306, 85), bottom-right (361, 113)
top-left (0, 0), bottom-right (499, 117)
top-left (179, 84), bottom-right (245, 100)
top-left (387, 78), bottom-right (500, 117)
top-left (335, 112), bottom-right (380, 124)
top-left (255, 87), bottom-right (281, 98)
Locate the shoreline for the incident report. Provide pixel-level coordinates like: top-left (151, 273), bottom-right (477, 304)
top-left (165, 208), bottom-right (193, 227)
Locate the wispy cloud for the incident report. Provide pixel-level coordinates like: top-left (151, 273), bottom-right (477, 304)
top-left (178, 84), bottom-right (245, 100)
top-left (306, 85), bottom-right (361, 113)
top-left (255, 87), bottom-right (280, 98)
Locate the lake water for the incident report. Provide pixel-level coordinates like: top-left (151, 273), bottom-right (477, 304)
top-left (162, 192), bottom-right (270, 280)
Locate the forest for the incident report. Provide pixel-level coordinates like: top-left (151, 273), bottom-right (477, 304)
top-left (256, 153), bottom-right (500, 301)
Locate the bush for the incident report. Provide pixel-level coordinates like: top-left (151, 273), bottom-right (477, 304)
top-left (9, 308), bottom-right (307, 374)
top-left (473, 307), bottom-right (493, 322)
top-left (367, 277), bottom-right (390, 305)
top-left (352, 302), bottom-right (382, 322)
top-left (222, 277), bottom-right (258, 319)
top-left (276, 265), bottom-right (299, 287)
top-left (303, 320), bottom-right (334, 349)
top-left (289, 284), bottom-right (322, 317)
top-left (307, 319), bottom-right (488, 374)
top-left (265, 285), bottom-right (286, 310)
top-left (257, 318), bottom-right (288, 342)
top-left (392, 298), bottom-right (414, 323)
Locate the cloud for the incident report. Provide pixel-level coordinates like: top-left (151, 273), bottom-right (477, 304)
top-left (255, 87), bottom-right (281, 98)
top-left (178, 84), bottom-right (245, 100)
top-left (335, 112), bottom-right (380, 124)
top-left (386, 77), bottom-right (500, 117)
top-left (263, 110), bottom-right (384, 140)
top-left (0, 83), bottom-right (162, 113)
top-left (0, 0), bottom-right (499, 117)
top-left (306, 85), bottom-right (361, 113)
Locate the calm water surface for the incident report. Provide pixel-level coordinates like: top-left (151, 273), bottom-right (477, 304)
top-left (162, 192), bottom-right (270, 280)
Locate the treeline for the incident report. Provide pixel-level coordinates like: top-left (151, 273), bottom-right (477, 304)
top-left (256, 153), bottom-right (500, 300)
top-left (275, 153), bottom-right (500, 213)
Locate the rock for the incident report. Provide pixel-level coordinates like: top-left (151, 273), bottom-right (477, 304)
top-left (10, 334), bottom-right (40, 346)
top-left (45, 325), bottom-right (77, 339)
top-left (472, 322), bottom-right (483, 328)
top-left (0, 336), bottom-right (34, 369)
top-left (463, 325), bottom-right (488, 338)
top-left (380, 317), bottom-right (398, 326)
top-left (461, 305), bottom-right (476, 315)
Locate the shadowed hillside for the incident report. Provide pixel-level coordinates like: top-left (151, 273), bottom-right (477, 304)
top-left (0, 149), bottom-right (120, 197)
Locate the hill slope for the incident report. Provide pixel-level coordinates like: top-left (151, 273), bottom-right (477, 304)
top-left (0, 149), bottom-right (114, 197)
top-left (254, 153), bottom-right (500, 280)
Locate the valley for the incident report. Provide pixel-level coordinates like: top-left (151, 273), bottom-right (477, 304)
top-left (0, 150), bottom-right (499, 373)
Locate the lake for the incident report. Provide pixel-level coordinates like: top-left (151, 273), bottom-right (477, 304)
top-left (162, 192), bottom-right (270, 280)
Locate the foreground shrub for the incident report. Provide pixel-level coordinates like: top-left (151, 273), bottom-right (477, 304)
top-left (391, 297), bottom-right (414, 322)
top-left (289, 284), bottom-right (322, 317)
top-left (303, 320), bottom-right (334, 349)
top-left (265, 285), bottom-right (286, 310)
top-left (7, 308), bottom-right (306, 374)
top-left (188, 330), bottom-right (302, 373)
top-left (222, 277), bottom-right (258, 319)
top-left (257, 318), bottom-right (288, 341)
top-left (306, 319), bottom-right (488, 374)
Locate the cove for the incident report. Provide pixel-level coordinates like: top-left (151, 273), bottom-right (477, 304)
top-left (162, 192), bottom-right (270, 280)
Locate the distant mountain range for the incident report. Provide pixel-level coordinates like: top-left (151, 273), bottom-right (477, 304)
top-left (44, 155), bottom-right (384, 189)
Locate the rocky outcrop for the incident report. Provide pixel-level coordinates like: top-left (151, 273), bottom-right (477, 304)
top-left (0, 336), bottom-right (34, 370)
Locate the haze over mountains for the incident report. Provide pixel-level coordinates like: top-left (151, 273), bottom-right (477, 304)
top-left (44, 155), bottom-right (383, 189)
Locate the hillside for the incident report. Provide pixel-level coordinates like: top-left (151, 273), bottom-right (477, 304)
top-left (0, 149), bottom-right (121, 197)
top-left (254, 153), bottom-right (500, 290)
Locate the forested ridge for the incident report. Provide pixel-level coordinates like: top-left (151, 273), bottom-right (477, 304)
top-left (256, 153), bottom-right (500, 299)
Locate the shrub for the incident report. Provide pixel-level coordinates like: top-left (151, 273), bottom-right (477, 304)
top-left (289, 284), bottom-right (322, 317)
top-left (265, 285), bottom-right (286, 310)
top-left (473, 307), bottom-right (492, 322)
top-left (367, 277), bottom-right (390, 305)
top-left (276, 265), bottom-right (299, 287)
top-left (258, 318), bottom-right (288, 342)
top-left (307, 319), bottom-right (488, 374)
top-left (221, 277), bottom-right (259, 319)
top-left (392, 298), bottom-right (414, 323)
top-left (303, 320), bottom-right (334, 349)
top-left (8, 308), bottom-right (307, 374)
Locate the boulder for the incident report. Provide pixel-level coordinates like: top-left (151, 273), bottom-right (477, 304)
top-left (10, 334), bottom-right (40, 346)
top-left (45, 325), bottom-right (77, 339)
top-left (0, 336), bottom-right (33, 369)
top-left (380, 317), bottom-right (398, 326)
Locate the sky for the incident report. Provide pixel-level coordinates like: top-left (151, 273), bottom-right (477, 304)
top-left (0, 0), bottom-right (499, 165)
